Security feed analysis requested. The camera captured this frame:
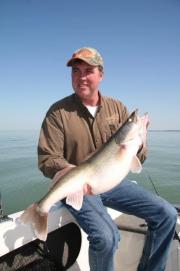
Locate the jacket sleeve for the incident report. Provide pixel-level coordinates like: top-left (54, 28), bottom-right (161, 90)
top-left (37, 110), bottom-right (70, 179)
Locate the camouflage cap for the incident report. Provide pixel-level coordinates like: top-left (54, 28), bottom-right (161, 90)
top-left (66, 47), bottom-right (104, 69)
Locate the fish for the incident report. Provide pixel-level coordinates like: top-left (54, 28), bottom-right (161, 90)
top-left (20, 109), bottom-right (149, 241)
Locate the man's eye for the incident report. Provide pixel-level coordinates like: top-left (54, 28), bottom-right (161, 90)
top-left (72, 69), bottom-right (79, 73)
top-left (86, 69), bottom-right (94, 73)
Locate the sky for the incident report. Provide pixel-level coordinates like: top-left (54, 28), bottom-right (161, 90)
top-left (0, 0), bottom-right (180, 130)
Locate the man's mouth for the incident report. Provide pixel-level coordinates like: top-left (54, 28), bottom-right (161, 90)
top-left (79, 85), bottom-right (88, 89)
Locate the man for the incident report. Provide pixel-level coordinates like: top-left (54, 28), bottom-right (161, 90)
top-left (38, 47), bottom-right (177, 271)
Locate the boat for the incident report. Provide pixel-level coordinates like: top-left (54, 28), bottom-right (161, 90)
top-left (0, 200), bottom-right (180, 270)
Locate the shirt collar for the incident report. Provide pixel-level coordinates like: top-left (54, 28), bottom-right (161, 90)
top-left (73, 91), bottom-right (103, 106)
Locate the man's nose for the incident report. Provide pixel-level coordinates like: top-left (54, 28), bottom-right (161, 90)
top-left (79, 72), bottom-right (87, 80)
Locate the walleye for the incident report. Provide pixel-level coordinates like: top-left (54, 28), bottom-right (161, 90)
top-left (20, 109), bottom-right (149, 241)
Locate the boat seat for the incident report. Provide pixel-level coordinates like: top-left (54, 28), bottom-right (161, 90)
top-left (112, 212), bottom-right (148, 235)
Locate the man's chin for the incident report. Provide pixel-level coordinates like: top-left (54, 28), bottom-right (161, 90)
top-left (77, 90), bottom-right (90, 99)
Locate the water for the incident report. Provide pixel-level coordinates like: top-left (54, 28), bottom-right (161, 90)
top-left (0, 130), bottom-right (179, 215)
top-left (129, 131), bottom-right (180, 204)
top-left (0, 130), bottom-right (49, 215)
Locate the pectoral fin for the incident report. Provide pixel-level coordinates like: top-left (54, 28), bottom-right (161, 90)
top-left (66, 189), bottom-right (84, 211)
top-left (130, 156), bottom-right (142, 173)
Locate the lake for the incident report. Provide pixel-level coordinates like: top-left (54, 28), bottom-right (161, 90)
top-left (0, 130), bottom-right (179, 215)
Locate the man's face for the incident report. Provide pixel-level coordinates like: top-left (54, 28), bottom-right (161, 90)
top-left (71, 61), bottom-right (103, 103)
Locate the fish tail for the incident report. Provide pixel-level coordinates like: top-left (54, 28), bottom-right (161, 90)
top-left (20, 203), bottom-right (48, 241)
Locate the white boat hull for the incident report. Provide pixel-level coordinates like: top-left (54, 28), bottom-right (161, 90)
top-left (0, 203), bottom-right (179, 270)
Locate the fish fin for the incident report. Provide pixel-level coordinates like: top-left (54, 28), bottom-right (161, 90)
top-left (19, 203), bottom-right (48, 241)
top-left (66, 189), bottom-right (84, 211)
top-left (130, 156), bottom-right (142, 173)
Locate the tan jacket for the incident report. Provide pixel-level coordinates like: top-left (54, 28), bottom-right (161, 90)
top-left (38, 93), bottom-right (147, 179)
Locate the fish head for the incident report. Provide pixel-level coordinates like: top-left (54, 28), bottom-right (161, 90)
top-left (114, 109), bottom-right (149, 146)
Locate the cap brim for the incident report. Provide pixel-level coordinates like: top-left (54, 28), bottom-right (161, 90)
top-left (66, 58), bottom-right (81, 66)
top-left (66, 57), bottom-right (99, 67)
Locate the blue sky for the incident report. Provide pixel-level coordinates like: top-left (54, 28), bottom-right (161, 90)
top-left (0, 0), bottom-right (179, 130)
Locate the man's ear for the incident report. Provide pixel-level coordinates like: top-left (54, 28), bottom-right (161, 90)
top-left (99, 70), bottom-right (104, 81)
